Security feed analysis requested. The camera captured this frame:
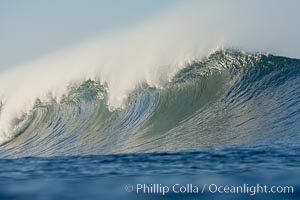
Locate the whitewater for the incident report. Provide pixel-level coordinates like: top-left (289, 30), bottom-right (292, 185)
top-left (0, 1), bottom-right (300, 146)
top-left (0, 1), bottom-right (299, 200)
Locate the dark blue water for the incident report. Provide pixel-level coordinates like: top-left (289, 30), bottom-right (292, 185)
top-left (0, 51), bottom-right (299, 199)
top-left (0, 143), bottom-right (299, 200)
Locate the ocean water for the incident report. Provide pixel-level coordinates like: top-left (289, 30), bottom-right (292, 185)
top-left (0, 51), bottom-right (299, 199)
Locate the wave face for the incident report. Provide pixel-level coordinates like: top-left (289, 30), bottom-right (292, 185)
top-left (0, 50), bottom-right (300, 157)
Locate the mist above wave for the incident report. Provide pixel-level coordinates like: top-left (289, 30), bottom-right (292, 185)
top-left (0, 0), bottom-right (300, 144)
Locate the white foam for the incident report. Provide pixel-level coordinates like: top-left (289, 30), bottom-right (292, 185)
top-left (0, 0), bottom-right (300, 143)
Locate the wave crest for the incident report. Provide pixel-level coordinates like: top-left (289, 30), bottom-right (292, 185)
top-left (1, 50), bottom-right (300, 157)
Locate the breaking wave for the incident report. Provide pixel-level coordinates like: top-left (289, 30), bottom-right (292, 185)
top-left (1, 50), bottom-right (300, 157)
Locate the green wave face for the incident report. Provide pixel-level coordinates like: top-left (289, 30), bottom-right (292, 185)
top-left (1, 50), bottom-right (300, 157)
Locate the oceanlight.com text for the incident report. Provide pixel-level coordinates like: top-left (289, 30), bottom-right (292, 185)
top-left (125, 183), bottom-right (294, 196)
